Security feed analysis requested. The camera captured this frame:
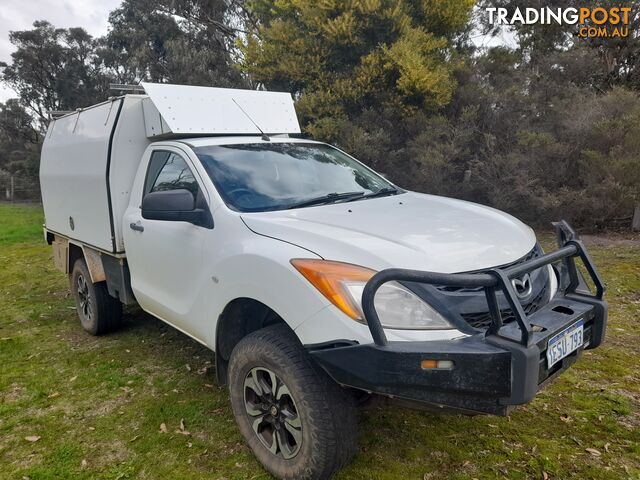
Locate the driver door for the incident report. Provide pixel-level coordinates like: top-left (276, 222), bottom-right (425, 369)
top-left (123, 148), bottom-right (210, 339)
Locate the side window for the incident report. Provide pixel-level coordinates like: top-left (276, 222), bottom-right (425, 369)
top-left (144, 151), bottom-right (199, 198)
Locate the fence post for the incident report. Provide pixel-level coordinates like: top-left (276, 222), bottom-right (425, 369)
top-left (10, 175), bottom-right (15, 202)
top-left (633, 205), bottom-right (640, 232)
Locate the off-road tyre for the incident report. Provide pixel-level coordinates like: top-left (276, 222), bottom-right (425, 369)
top-left (70, 258), bottom-right (122, 335)
top-left (228, 324), bottom-right (358, 480)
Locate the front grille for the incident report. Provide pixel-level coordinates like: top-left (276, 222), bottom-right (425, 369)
top-left (461, 283), bottom-right (548, 329)
top-left (435, 246), bottom-right (540, 294)
top-left (428, 244), bottom-right (550, 330)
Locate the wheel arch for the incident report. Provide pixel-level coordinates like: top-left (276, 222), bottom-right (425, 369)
top-left (68, 242), bottom-right (85, 274)
top-left (215, 297), bottom-right (294, 385)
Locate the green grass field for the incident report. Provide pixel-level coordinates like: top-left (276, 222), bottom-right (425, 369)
top-left (0, 203), bottom-right (638, 479)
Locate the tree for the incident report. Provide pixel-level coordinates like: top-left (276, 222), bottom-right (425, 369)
top-left (0, 21), bottom-right (110, 127)
top-left (241, 0), bottom-right (475, 141)
top-left (477, 0), bottom-right (640, 90)
top-left (0, 100), bottom-right (41, 199)
top-left (100, 0), bottom-right (247, 87)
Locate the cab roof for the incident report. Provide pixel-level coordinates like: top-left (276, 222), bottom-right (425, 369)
top-left (176, 136), bottom-right (322, 148)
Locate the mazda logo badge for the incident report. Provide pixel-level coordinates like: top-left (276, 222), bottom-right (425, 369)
top-left (511, 273), bottom-right (532, 298)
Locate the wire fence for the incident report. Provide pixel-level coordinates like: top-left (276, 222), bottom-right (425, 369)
top-left (0, 174), bottom-right (41, 202)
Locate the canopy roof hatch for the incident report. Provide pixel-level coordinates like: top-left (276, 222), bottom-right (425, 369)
top-left (140, 82), bottom-right (301, 138)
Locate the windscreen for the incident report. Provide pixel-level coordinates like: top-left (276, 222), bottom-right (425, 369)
top-left (194, 143), bottom-right (394, 212)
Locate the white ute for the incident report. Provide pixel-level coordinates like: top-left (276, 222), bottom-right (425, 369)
top-left (40, 83), bottom-right (608, 480)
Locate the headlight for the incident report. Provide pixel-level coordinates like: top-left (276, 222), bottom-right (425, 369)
top-left (291, 259), bottom-right (454, 330)
top-left (547, 264), bottom-right (558, 299)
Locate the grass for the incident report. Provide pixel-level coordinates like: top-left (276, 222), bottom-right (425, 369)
top-left (0, 203), bottom-right (43, 245)
top-left (0, 202), bottom-right (638, 479)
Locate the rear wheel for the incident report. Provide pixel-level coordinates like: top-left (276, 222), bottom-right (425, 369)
top-left (70, 258), bottom-right (122, 335)
top-left (228, 324), bottom-right (357, 480)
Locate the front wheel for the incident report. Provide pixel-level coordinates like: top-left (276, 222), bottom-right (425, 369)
top-left (228, 324), bottom-right (358, 480)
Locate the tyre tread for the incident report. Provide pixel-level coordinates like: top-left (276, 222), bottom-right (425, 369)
top-left (228, 324), bottom-right (357, 479)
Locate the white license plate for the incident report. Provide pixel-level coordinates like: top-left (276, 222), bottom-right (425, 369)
top-left (546, 320), bottom-right (584, 368)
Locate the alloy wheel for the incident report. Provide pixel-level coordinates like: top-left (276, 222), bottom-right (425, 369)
top-left (77, 274), bottom-right (92, 321)
top-left (243, 367), bottom-right (302, 459)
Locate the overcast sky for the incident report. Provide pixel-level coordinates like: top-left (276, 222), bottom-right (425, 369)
top-left (0, 0), bottom-right (122, 102)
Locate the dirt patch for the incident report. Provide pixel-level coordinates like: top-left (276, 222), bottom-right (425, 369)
top-left (85, 439), bottom-right (134, 469)
top-left (1, 383), bottom-right (26, 402)
top-left (1, 441), bottom-right (45, 471)
top-left (582, 233), bottom-right (640, 247)
top-left (85, 392), bottom-right (134, 419)
top-left (60, 329), bottom-right (103, 351)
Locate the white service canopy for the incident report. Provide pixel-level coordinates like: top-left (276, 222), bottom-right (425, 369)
top-left (141, 82), bottom-right (301, 136)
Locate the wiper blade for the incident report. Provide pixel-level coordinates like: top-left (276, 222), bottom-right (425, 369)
top-left (287, 191), bottom-right (365, 209)
top-left (347, 187), bottom-right (399, 201)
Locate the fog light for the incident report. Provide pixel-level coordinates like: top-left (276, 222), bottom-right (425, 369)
top-left (420, 359), bottom-right (454, 370)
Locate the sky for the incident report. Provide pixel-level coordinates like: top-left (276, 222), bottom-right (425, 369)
top-left (0, 0), bottom-right (122, 102)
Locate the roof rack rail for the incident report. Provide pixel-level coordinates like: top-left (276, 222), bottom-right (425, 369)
top-left (48, 110), bottom-right (75, 118)
top-left (109, 83), bottom-right (145, 94)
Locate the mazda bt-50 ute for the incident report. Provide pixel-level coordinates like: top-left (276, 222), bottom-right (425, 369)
top-left (40, 83), bottom-right (607, 480)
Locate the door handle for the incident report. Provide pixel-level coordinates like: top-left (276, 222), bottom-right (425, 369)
top-left (129, 221), bottom-right (144, 232)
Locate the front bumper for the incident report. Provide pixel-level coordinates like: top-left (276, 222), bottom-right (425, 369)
top-left (310, 222), bottom-right (608, 415)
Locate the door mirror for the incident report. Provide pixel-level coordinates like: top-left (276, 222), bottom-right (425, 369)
top-left (141, 189), bottom-right (213, 228)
